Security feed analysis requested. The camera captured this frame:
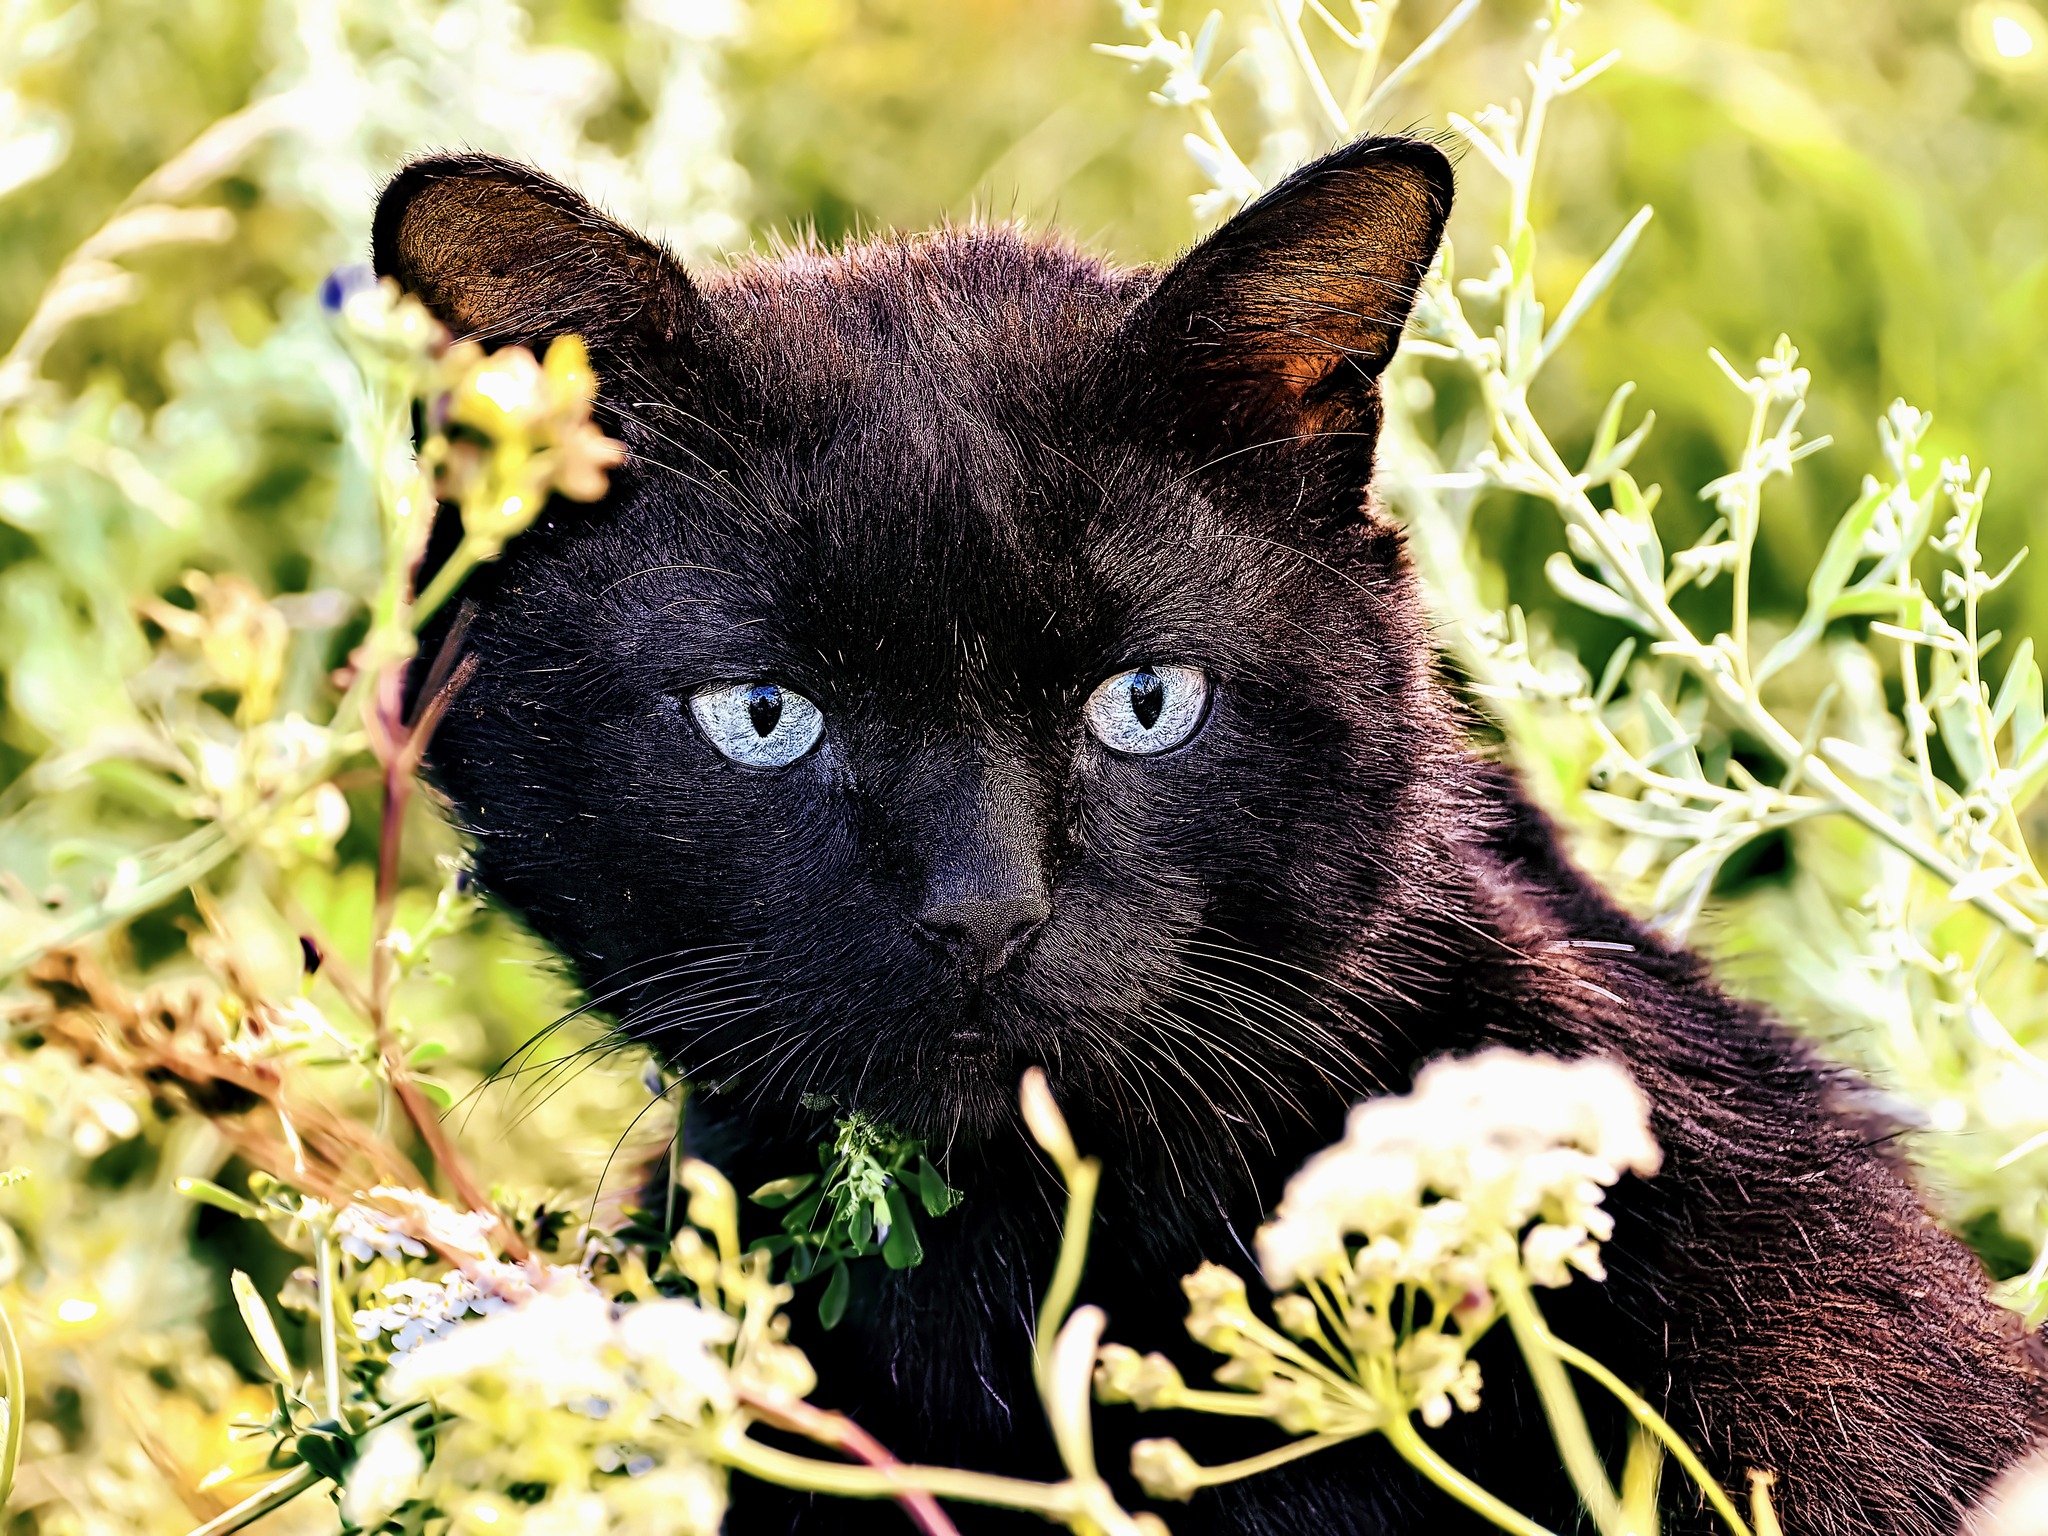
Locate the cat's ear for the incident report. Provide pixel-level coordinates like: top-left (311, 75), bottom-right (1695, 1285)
top-left (372, 152), bottom-right (698, 375)
top-left (1120, 136), bottom-right (1452, 456)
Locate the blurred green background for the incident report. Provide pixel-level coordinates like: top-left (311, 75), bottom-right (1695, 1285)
top-left (5, 0), bottom-right (2045, 762)
top-left (0, 0), bottom-right (2045, 1526)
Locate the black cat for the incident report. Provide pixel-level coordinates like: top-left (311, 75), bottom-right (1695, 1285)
top-left (373, 139), bottom-right (2047, 1534)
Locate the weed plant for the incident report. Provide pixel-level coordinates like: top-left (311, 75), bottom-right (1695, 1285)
top-left (0, 1), bottom-right (2041, 1533)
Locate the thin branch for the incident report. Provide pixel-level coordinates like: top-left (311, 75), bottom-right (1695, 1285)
top-left (741, 1392), bottom-right (960, 1536)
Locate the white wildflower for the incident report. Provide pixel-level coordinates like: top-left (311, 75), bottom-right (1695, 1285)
top-left (608, 1457), bottom-right (731, 1536)
top-left (1256, 1050), bottom-right (1659, 1292)
top-left (1396, 1332), bottom-right (1483, 1427)
top-left (366, 1277), bottom-right (743, 1536)
top-left (354, 1270), bottom-right (512, 1354)
top-left (354, 1186), bottom-right (502, 1262)
top-left (339, 1419), bottom-right (424, 1529)
top-left (1522, 1222), bottom-right (1606, 1287)
top-left (385, 1279), bottom-right (622, 1408)
top-left (1130, 1437), bottom-right (1204, 1502)
top-left (386, 1279), bottom-right (738, 1422)
top-left (615, 1299), bottom-right (742, 1420)
top-left (333, 1198), bottom-right (430, 1264)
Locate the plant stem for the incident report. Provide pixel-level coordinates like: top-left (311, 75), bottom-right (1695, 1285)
top-left (1538, 1330), bottom-right (1750, 1536)
top-left (1342, 0), bottom-right (1390, 119)
top-left (1357, 0), bottom-right (1481, 126)
top-left (719, 1420), bottom-right (1081, 1519)
top-left (180, 1400), bottom-right (432, 1536)
top-left (1035, 1154), bottom-right (1101, 1388)
top-left (316, 1227), bottom-right (343, 1426)
top-left (360, 640), bottom-right (522, 1256)
top-left (1381, 1414), bottom-right (1561, 1536)
top-left (183, 1464), bottom-right (322, 1536)
top-left (1185, 1429), bottom-right (1362, 1488)
top-left (1494, 1266), bottom-right (1625, 1535)
top-left (409, 535), bottom-right (492, 631)
top-left (1269, 0), bottom-right (1351, 138)
top-left (1501, 396), bottom-right (2046, 955)
top-left (742, 1392), bottom-right (961, 1536)
top-left (0, 1295), bottom-right (22, 1508)
top-left (1728, 386), bottom-right (1771, 689)
top-left (0, 824), bottom-right (232, 979)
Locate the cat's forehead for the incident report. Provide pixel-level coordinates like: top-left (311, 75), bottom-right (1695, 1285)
top-left (568, 230), bottom-right (1352, 705)
top-left (591, 414), bottom-right (1298, 716)
top-left (610, 452), bottom-right (1246, 682)
top-left (700, 226), bottom-right (1151, 399)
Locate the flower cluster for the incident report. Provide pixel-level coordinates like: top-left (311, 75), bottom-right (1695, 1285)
top-left (1257, 1049), bottom-right (1662, 1297)
top-left (1100, 1051), bottom-right (1662, 1501)
top-left (342, 1280), bottom-right (738, 1536)
top-left (332, 1199), bottom-right (434, 1265)
top-left (437, 331), bottom-right (627, 548)
top-left (341, 1185), bottom-right (502, 1264)
top-left (352, 1270), bottom-right (513, 1355)
top-left (330, 1162), bottom-right (826, 1536)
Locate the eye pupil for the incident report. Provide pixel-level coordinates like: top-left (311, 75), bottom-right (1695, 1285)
top-left (747, 685), bottom-right (783, 738)
top-left (1129, 670), bottom-right (1164, 731)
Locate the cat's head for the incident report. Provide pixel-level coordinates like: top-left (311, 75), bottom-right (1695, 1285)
top-left (374, 139), bottom-right (1462, 1160)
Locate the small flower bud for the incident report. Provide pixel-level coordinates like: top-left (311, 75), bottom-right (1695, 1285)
top-left (1131, 1437), bottom-right (1205, 1502)
top-left (1181, 1261), bottom-right (1253, 1352)
top-left (1094, 1345), bottom-right (1186, 1409)
top-left (1271, 1293), bottom-right (1319, 1339)
top-left (1018, 1067), bottom-right (1080, 1173)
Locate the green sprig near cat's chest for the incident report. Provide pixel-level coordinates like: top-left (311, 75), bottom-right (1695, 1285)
top-left (748, 1111), bottom-right (964, 1327)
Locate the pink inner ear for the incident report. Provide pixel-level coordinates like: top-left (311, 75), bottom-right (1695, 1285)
top-left (1135, 149), bottom-right (1448, 449)
top-left (1190, 308), bottom-right (1386, 441)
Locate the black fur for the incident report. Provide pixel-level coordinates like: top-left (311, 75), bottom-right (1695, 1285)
top-left (373, 141), bottom-right (2048, 1534)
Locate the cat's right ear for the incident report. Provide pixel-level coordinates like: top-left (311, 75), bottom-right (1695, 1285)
top-left (1115, 135), bottom-right (1452, 466)
top-left (372, 152), bottom-right (700, 379)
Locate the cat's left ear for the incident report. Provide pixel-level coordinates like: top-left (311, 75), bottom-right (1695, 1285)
top-left (1119, 135), bottom-right (1452, 456)
top-left (372, 152), bottom-right (705, 382)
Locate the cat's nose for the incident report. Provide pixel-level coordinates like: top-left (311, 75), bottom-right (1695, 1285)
top-left (913, 895), bottom-right (1052, 981)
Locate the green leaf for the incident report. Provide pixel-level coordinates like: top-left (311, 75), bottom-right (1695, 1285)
top-left (2004, 732), bottom-right (2048, 815)
top-left (1639, 693), bottom-right (1705, 782)
top-left (915, 1157), bottom-right (961, 1218)
top-left (849, 1197), bottom-right (875, 1251)
top-left (230, 1270), bottom-right (294, 1383)
top-left (292, 1428), bottom-right (354, 1483)
top-left (1531, 205), bottom-right (1653, 381)
top-left (818, 1261), bottom-right (851, 1330)
top-left (407, 1041), bottom-right (447, 1065)
top-left (1584, 382), bottom-right (1634, 474)
top-left (173, 1177), bottom-right (259, 1219)
top-left (749, 1174), bottom-right (817, 1209)
top-left (1932, 648), bottom-right (1992, 788)
top-left (1754, 480), bottom-right (1886, 685)
top-left (412, 1078), bottom-right (453, 1111)
top-left (2015, 664), bottom-right (2046, 763)
top-left (1545, 551), bottom-right (1654, 631)
top-left (1611, 470), bottom-right (1662, 522)
top-left (1825, 584), bottom-right (1914, 618)
top-left (1991, 640), bottom-right (2038, 736)
top-left (1593, 639), bottom-right (1635, 710)
top-left (1510, 220), bottom-right (1536, 285)
top-left (881, 1185), bottom-right (924, 1270)
top-left (789, 1241), bottom-right (819, 1282)
top-left (781, 1189), bottom-right (825, 1234)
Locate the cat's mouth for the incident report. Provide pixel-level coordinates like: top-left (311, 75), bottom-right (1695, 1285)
top-left (942, 993), bottom-right (996, 1055)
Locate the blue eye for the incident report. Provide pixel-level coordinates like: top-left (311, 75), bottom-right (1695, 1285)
top-left (1083, 665), bottom-right (1208, 755)
top-left (689, 682), bottom-right (824, 767)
